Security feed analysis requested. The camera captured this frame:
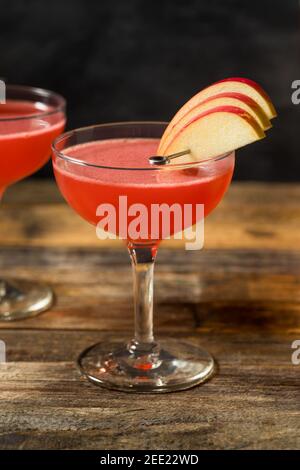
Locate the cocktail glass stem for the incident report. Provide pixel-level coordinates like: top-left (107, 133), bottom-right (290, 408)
top-left (129, 242), bottom-right (156, 343)
top-left (127, 242), bottom-right (160, 368)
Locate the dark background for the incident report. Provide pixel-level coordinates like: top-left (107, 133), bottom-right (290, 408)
top-left (1, 0), bottom-right (299, 181)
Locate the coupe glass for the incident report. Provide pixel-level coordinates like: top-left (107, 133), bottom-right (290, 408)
top-left (0, 85), bottom-right (66, 320)
top-left (52, 122), bottom-right (235, 392)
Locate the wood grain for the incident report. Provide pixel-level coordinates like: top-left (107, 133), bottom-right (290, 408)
top-left (0, 180), bottom-right (299, 450)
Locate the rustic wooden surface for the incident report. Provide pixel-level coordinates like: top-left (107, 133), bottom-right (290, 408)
top-left (0, 180), bottom-right (299, 450)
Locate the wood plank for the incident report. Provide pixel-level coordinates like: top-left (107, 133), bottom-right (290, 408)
top-left (0, 248), bottom-right (300, 332)
top-left (0, 329), bottom-right (296, 364)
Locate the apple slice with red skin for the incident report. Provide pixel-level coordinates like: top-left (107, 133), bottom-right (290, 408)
top-left (162, 106), bottom-right (265, 164)
top-left (162, 78), bottom-right (276, 150)
top-left (216, 78), bottom-right (276, 118)
top-left (158, 92), bottom-right (271, 154)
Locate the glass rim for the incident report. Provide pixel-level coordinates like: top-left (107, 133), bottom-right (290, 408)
top-left (52, 121), bottom-right (234, 171)
top-left (0, 84), bottom-right (66, 122)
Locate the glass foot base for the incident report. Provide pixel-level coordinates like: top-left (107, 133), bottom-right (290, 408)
top-left (0, 279), bottom-right (53, 321)
top-left (78, 339), bottom-right (215, 393)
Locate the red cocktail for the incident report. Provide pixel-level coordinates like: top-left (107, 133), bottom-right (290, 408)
top-left (54, 138), bottom-right (233, 241)
top-left (52, 122), bottom-right (234, 392)
top-left (0, 85), bottom-right (66, 320)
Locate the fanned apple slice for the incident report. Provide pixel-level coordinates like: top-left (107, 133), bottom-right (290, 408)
top-left (158, 92), bottom-right (271, 154)
top-left (162, 106), bottom-right (265, 164)
top-left (162, 77), bottom-right (276, 149)
top-left (216, 78), bottom-right (276, 119)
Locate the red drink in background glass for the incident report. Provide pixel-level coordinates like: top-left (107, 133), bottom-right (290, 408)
top-left (0, 85), bottom-right (66, 321)
top-left (0, 96), bottom-right (65, 196)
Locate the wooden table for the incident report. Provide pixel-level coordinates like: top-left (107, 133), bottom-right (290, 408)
top-left (0, 180), bottom-right (299, 450)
